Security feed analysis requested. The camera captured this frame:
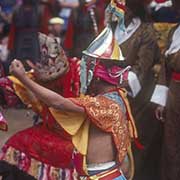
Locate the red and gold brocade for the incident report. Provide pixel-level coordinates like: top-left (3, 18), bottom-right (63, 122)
top-left (70, 94), bottom-right (131, 163)
top-left (0, 63), bottom-right (137, 179)
top-left (0, 58), bottom-right (81, 179)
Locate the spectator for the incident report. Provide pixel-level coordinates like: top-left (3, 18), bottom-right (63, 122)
top-left (58, 0), bottom-right (79, 31)
top-left (114, 0), bottom-right (161, 179)
top-left (48, 17), bottom-right (65, 42)
top-left (39, 0), bottom-right (56, 34)
top-left (64, 0), bottom-right (108, 58)
top-left (8, 0), bottom-right (41, 70)
top-left (0, 0), bottom-right (16, 25)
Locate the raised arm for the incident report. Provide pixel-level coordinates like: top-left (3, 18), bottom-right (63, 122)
top-left (9, 60), bottom-right (84, 113)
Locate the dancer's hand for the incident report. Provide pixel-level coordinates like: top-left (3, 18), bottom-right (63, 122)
top-left (9, 59), bottom-right (26, 79)
top-left (155, 105), bottom-right (165, 122)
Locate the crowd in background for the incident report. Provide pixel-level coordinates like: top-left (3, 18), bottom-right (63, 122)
top-left (0, 0), bottom-right (180, 180)
top-left (0, 0), bottom-right (179, 77)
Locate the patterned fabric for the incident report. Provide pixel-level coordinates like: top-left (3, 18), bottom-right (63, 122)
top-left (8, 58), bottom-right (80, 110)
top-left (0, 58), bottom-right (81, 179)
top-left (0, 77), bottom-right (20, 107)
top-left (157, 25), bottom-right (180, 180)
top-left (71, 91), bottom-right (131, 163)
top-left (66, 89), bottom-right (137, 179)
top-left (107, 0), bottom-right (125, 19)
top-left (0, 75), bottom-right (134, 179)
top-left (79, 166), bottom-right (126, 180)
top-left (0, 109), bottom-right (75, 179)
top-left (37, 33), bottom-right (69, 82)
top-left (103, 91), bottom-right (126, 113)
top-left (0, 146), bottom-right (75, 180)
top-left (0, 108), bottom-right (73, 168)
top-left (153, 23), bottom-right (177, 52)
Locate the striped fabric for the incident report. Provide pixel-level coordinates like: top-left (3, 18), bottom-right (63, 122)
top-left (0, 145), bottom-right (75, 180)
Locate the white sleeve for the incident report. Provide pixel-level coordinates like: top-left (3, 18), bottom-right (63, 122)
top-left (150, 85), bottom-right (169, 106)
top-left (127, 71), bottom-right (141, 97)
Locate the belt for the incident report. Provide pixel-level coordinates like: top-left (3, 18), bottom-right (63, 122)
top-left (79, 167), bottom-right (123, 180)
top-left (172, 72), bottom-right (180, 81)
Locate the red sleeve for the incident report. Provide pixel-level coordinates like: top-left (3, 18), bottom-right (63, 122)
top-left (70, 95), bottom-right (131, 163)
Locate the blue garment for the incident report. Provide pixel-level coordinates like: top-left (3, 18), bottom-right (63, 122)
top-left (87, 91), bottom-right (127, 180)
top-left (114, 174), bottom-right (127, 180)
top-left (88, 165), bottom-right (127, 180)
top-left (103, 91), bottom-right (126, 113)
top-left (88, 164), bottom-right (118, 176)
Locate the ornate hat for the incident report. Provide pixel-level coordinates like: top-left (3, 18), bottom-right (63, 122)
top-left (106, 0), bottom-right (126, 28)
top-left (80, 0), bottom-right (126, 95)
top-left (80, 25), bottom-right (125, 94)
top-left (107, 0), bottom-right (126, 18)
top-left (31, 33), bottom-right (69, 82)
top-left (49, 17), bottom-right (64, 25)
top-left (83, 25), bottom-right (124, 61)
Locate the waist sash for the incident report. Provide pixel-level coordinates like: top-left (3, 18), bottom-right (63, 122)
top-left (79, 166), bottom-right (126, 180)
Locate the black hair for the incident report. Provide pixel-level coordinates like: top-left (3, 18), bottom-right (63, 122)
top-left (126, 0), bottom-right (150, 22)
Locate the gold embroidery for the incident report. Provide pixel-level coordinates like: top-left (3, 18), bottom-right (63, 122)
top-left (2, 146), bottom-right (70, 179)
top-left (73, 95), bottom-right (131, 163)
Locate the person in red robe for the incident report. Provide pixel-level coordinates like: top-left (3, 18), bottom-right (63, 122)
top-left (63, 0), bottom-right (109, 58)
top-left (0, 33), bottom-right (80, 180)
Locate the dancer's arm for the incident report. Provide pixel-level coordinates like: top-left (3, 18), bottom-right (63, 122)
top-left (9, 60), bottom-right (84, 113)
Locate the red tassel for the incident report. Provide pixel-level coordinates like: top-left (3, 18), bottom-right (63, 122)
top-left (134, 138), bottom-right (144, 150)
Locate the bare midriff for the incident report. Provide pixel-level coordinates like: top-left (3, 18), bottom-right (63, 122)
top-left (87, 123), bottom-right (117, 164)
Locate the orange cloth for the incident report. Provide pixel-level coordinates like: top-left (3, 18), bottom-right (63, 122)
top-left (8, 73), bottom-right (43, 114)
top-left (8, 74), bottom-right (137, 177)
top-left (70, 93), bottom-right (131, 163)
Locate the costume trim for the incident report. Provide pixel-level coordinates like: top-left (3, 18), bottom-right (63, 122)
top-left (79, 166), bottom-right (126, 180)
top-left (151, 84), bottom-right (168, 106)
top-left (8, 74), bottom-right (43, 114)
top-left (87, 161), bottom-right (116, 171)
top-left (127, 71), bottom-right (141, 97)
top-left (150, 0), bottom-right (172, 11)
top-left (117, 89), bottom-right (138, 139)
top-left (0, 145), bottom-right (75, 180)
top-left (70, 93), bottom-right (131, 163)
top-left (115, 18), bottom-right (141, 45)
top-left (165, 24), bottom-right (180, 56)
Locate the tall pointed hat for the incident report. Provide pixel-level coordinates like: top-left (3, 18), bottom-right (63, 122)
top-left (80, 0), bottom-right (127, 94)
top-left (83, 25), bottom-right (124, 61)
